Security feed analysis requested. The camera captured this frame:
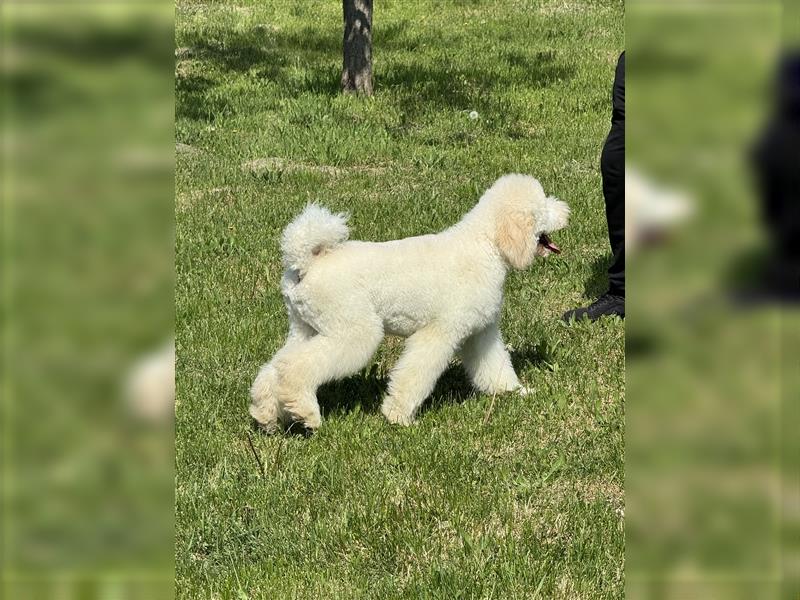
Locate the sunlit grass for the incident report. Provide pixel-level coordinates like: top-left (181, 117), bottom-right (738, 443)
top-left (175, 1), bottom-right (624, 597)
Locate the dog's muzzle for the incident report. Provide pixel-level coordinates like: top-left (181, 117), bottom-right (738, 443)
top-left (538, 233), bottom-right (561, 254)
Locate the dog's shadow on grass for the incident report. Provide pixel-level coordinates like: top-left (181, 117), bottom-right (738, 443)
top-left (318, 364), bottom-right (387, 418)
top-left (318, 345), bottom-right (551, 420)
top-left (318, 365), bottom-right (473, 421)
top-left (317, 363), bottom-right (476, 419)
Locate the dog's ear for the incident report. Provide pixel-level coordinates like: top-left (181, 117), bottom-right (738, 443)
top-left (495, 210), bottom-right (536, 270)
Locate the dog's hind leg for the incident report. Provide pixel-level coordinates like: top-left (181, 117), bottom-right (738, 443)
top-left (381, 326), bottom-right (458, 426)
top-left (273, 319), bottom-right (383, 430)
top-left (459, 322), bottom-right (524, 395)
top-left (249, 312), bottom-right (316, 433)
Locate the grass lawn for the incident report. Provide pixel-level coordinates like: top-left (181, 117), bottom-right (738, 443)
top-left (175, 1), bottom-right (624, 598)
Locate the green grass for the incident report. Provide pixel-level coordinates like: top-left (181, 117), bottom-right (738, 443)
top-left (175, 1), bottom-right (624, 598)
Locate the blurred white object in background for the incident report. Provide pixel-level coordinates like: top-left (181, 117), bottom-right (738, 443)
top-left (625, 167), bottom-right (694, 253)
top-left (127, 340), bottom-right (176, 422)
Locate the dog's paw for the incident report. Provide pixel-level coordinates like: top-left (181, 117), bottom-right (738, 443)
top-left (516, 385), bottom-right (532, 396)
top-left (302, 412), bottom-right (322, 431)
top-left (381, 401), bottom-right (414, 426)
top-left (249, 403), bottom-right (280, 434)
top-left (285, 421), bottom-right (316, 437)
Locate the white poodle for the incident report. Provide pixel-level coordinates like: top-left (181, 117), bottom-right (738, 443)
top-left (249, 174), bottom-right (570, 432)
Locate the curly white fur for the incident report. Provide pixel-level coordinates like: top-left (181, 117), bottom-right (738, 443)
top-left (280, 203), bottom-right (349, 275)
top-left (250, 174), bottom-right (570, 431)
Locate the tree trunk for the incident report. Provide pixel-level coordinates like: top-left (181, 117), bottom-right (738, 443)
top-left (341, 0), bottom-right (373, 95)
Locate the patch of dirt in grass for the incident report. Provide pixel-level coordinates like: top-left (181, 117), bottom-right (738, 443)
top-left (176, 142), bottom-right (200, 155)
top-left (242, 157), bottom-right (387, 177)
top-left (177, 186), bottom-right (233, 208)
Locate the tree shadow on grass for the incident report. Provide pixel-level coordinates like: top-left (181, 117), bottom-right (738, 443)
top-left (177, 22), bottom-right (413, 77)
top-left (175, 21), bottom-right (576, 123)
top-left (376, 53), bottom-right (574, 124)
top-left (378, 49), bottom-right (573, 104)
top-left (176, 73), bottom-right (222, 121)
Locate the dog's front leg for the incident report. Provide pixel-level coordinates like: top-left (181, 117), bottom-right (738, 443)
top-left (249, 316), bottom-right (315, 433)
top-left (381, 326), bottom-right (457, 426)
top-left (249, 361), bottom-right (284, 433)
top-left (459, 322), bottom-right (526, 395)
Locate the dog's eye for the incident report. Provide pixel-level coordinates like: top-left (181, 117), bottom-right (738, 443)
top-left (311, 245), bottom-right (323, 256)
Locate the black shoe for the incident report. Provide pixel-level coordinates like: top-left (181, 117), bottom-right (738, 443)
top-left (562, 293), bottom-right (625, 322)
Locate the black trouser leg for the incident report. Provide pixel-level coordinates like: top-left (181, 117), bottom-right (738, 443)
top-left (561, 52), bottom-right (625, 321)
top-left (602, 121), bottom-right (625, 297)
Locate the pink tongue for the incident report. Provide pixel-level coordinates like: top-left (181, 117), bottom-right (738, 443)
top-left (544, 240), bottom-right (561, 254)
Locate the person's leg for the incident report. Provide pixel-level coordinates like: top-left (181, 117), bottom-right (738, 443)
top-left (750, 52), bottom-right (800, 299)
top-left (563, 52), bottom-right (625, 322)
top-left (603, 121), bottom-right (625, 298)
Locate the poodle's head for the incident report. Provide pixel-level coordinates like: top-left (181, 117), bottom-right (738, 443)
top-left (480, 174), bottom-right (570, 270)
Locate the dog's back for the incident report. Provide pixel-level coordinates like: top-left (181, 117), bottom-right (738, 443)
top-left (287, 223), bottom-right (504, 339)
